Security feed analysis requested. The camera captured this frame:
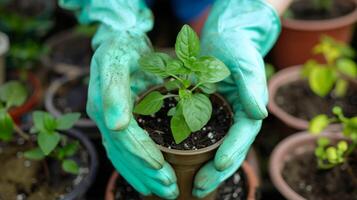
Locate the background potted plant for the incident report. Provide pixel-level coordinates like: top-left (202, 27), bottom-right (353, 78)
top-left (0, 80), bottom-right (98, 199)
top-left (268, 36), bottom-right (357, 130)
top-left (271, 0), bottom-right (357, 69)
top-left (269, 106), bottom-right (357, 199)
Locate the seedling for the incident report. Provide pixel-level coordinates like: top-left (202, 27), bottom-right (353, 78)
top-left (302, 36), bottom-right (357, 97)
top-left (134, 25), bottom-right (230, 144)
top-left (309, 106), bottom-right (357, 169)
top-left (0, 81), bottom-right (81, 174)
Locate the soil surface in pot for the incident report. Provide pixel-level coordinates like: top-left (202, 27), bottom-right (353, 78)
top-left (50, 34), bottom-right (92, 68)
top-left (113, 169), bottom-right (247, 200)
top-left (282, 151), bottom-right (357, 200)
top-left (0, 137), bottom-right (90, 200)
top-left (288, 0), bottom-right (356, 20)
top-left (275, 80), bottom-right (357, 121)
top-left (54, 76), bottom-right (90, 119)
top-left (137, 95), bottom-right (231, 150)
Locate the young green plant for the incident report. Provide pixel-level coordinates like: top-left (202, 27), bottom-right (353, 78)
top-left (302, 36), bottom-right (357, 97)
top-left (134, 25), bottom-right (230, 144)
top-left (309, 106), bottom-right (357, 170)
top-left (0, 81), bottom-right (81, 174)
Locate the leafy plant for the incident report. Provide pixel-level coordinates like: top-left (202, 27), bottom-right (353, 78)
top-left (134, 25), bottom-right (230, 144)
top-left (309, 106), bottom-right (356, 169)
top-left (302, 36), bottom-right (357, 97)
top-left (0, 81), bottom-right (81, 174)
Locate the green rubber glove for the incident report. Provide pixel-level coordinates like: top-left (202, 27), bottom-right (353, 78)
top-left (59, 0), bottom-right (179, 199)
top-left (193, 0), bottom-right (281, 198)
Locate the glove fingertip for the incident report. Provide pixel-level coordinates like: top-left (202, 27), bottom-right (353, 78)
top-left (104, 109), bottom-right (131, 131)
top-left (214, 155), bottom-right (233, 171)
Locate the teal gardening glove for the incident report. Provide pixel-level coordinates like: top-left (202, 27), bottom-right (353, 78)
top-left (59, 0), bottom-right (179, 199)
top-left (193, 0), bottom-right (281, 198)
top-left (59, 0), bottom-right (280, 199)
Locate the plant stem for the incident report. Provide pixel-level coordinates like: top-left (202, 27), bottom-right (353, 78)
top-left (169, 74), bottom-right (185, 84)
top-left (13, 124), bottom-right (30, 141)
top-left (190, 82), bottom-right (202, 92)
top-left (163, 94), bottom-right (178, 99)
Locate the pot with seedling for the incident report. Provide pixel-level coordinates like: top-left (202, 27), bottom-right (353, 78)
top-left (0, 31), bottom-right (9, 83)
top-left (0, 81), bottom-right (98, 199)
top-left (269, 106), bottom-right (357, 200)
top-left (272, 0), bottom-right (357, 68)
top-left (102, 25), bottom-right (259, 200)
top-left (269, 36), bottom-right (357, 130)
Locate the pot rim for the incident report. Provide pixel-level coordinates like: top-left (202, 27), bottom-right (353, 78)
top-left (282, 0), bottom-right (357, 31)
top-left (45, 73), bottom-right (96, 128)
top-left (137, 85), bottom-right (233, 156)
top-left (269, 131), bottom-right (345, 200)
top-left (0, 31), bottom-right (9, 56)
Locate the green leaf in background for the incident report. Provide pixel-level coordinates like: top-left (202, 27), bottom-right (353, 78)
top-left (333, 79), bottom-right (348, 97)
top-left (56, 113), bottom-right (81, 130)
top-left (309, 67), bottom-right (336, 97)
top-left (0, 81), bottom-right (28, 109)
top-left (62, 159), bottom-right (79, 175)
top-left (175, 24), bottom-right (200, 66)
top-left (309, 114), bottom-right (330, 134)
top-left (198, 83), bottom-right (217, 94)
top-left (265, 63), bottom-right (275, 81)
top-left (336, 58), bottom-right (357, 78)
top-left (24, 148), bottom-right (45, 160)
top-left (317, 137), bottom-right (330, 147)
top-left (0, 110), bottom-right (13, 141)
top-left (38, 131), bottom-right (61, 155)
top-left (75, 24), bottom-right (98, 37)
top-left (164, 80), bottom-right (182, 91)
top-left (182, 93), bottom-right (212, 132)
top-left (33, 111), bottom-right (57, 133)
top-left (170, 104), bottom-right (191, 144)
top-left (139, 52), bottom-right (171, 78)
top-left (133, 91), bottom-right (164, 115)
top-left (193, 56), bottom-right (230, 83)
top-left (326, 146), bottom-right (338, 164)
top-left (58, 141), bottom-right (80, 159)
top-left (343, 117), bottom-right (357, 141)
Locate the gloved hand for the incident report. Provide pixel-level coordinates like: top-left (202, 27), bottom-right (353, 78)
top-left (59, 0), bottom-right (179, 199)
top-left (193, 0), bottom-right (281, 198)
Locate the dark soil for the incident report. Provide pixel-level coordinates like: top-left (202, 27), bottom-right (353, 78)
top-left (50, 33), bottom-right (92, 68)
top-left (113, 169), bottom-right (247, 200)
top-left (54, 76), bottom-right (90, 119)
top-left (275, 80), bottom-right (357, 121)
top-left (0, 136), bottom-right (90, 200)
top-left (137, 94), bottom-right (232, 150)
top-left (288, 0), bottom-right (356, 20)
top-left (282, 151), bottom-right (357, 200)
top-left (1, 0), bottom-right (49, 17)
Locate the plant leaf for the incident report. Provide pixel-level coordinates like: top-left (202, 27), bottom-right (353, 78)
top-left (193, 56), bottom-right (230, 83)
top-left (164, 80), bottom-right (181, 91)
top-left (139, 52), bottom-right (171, 78)
top-left (170, 104), bottom-right (191, 144)
top-left (134, 91), bottom-right (164, 115)
top-left (166, 59), bottom-right (190, 75)
top-left (0, 81), bottom-right (28, 108)
top-left (336, 58), bottom-right (357, 78)
top-left (167, 107), bottom-right (176, 116)
top-left (309, 67), bottom-right (336, 97)
top-left (198, 83), bottom-right (217, 94)
top-left (0, 110), bottom-right (14, 141)
top-left (62, 159), bottom-right (79, 174)
top-left (38, 131), bottom-right (61, 155)
top-left (182, 93), bottom-right (212, 132)
top-left (56, 113), bottom-right (81, 130)
top-left (33, 111), bottom-right (57, 133)
top-left (61, 141), bottom-right (80, 158)
top-left (309, 114), bottom-right (330, 134)
top-left (175, 24), bottom-right (200, 66)
top-left (24, 148), bottom-right (45, 160)
top-left (333, 79), bottom-right (348, 97)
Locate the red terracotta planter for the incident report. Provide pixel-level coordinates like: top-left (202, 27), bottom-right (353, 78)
top-left (271, 0), bottom-right (357, 69)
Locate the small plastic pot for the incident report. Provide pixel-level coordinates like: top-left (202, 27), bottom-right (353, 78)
top-left (269, 132), bottom-right (345, 200)
top-left (9, 71), bottom-right (42, 123)
top-left (0, 31), bottom-right (9, 83)
top-left (271, 0), bottom-right (357, 69)
top-left (105, 161), bottom-right (259, 200)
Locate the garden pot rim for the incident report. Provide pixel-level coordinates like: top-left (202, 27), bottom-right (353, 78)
top-left (282, 0), bottom-right (357, 31)
top-left (0, 31), bottom-right (9, 56)
top-left (105, 161), bottom-right (259, 200)
top-left (45, 73), bottom-right (95, 128)
top-left (268, 65), bottom-right (341, 131)
top-left (137, 84), bottom-right (233, 156)
top-left (269, 131), bottom-right (346, 200)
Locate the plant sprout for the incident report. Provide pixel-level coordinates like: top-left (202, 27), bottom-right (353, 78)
top-left (134, 25), bottom-right (230, 144)
top-left (0, 81), bottom-right (81, 174)
top-left (309, 106), bottom-right (357, 169)
top-left (302, 36), bottom-right (357, 97)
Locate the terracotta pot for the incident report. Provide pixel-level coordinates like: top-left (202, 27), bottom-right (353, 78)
top-left (268, 66), bottom-right (342, 131)
top-left (271, 0), bottom-right (357, 69)
top-left (105, 161), bottom-right (259, 200)
top-left (0, 31), bottom-right (9, 84)
top-left (9, 71), bottom-right (42, 123)
top-left (269, 131), bottom-right (345, 200)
